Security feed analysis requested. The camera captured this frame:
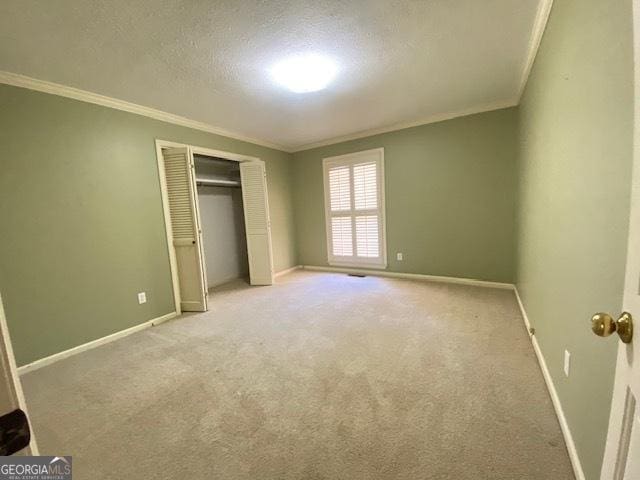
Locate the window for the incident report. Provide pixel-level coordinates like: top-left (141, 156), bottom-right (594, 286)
top-left (323, 148), bottom-right (386, 268)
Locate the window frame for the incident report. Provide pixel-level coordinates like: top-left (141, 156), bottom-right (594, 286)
top-left (322, 148), bottom-right (387, 269)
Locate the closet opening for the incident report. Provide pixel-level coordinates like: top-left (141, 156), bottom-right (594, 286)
top-left (194, 154), bottom-right (249, 290)
top-left (155, 141), bottom-right (275, 315)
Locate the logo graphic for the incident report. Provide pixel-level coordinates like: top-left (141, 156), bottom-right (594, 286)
top-left (0, 456), bottom-right (72, 479)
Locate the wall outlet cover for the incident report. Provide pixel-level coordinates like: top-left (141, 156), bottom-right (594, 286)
top-left (396, 252), bottom-right (403, 261)
top-left (563, 350), bottom-right (571, 377)
top-left (138, 292), bottom-right (147, 304)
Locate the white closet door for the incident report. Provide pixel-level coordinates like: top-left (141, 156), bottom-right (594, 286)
top-left (162, 147), bottom-right (207, 311)
top-left (240, 162), bottom-right (274, 285)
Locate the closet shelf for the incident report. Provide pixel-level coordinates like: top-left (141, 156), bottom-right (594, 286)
top-left (196, 178), bottom-right (241, 188)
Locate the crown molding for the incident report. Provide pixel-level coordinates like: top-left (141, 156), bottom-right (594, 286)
top-left (517, 0), bottom-right (554, 100)
top-left (291, 98), bottom-right (519, 152)
top-left (290, 0), bottom-right (553, 153)
top-left (0, 71), bottom-right (291, 153)
top-left (2, 0), bottom-right (553, 157)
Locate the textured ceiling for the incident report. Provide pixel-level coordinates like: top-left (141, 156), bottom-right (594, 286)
top-left (0, 0), bottom-right (542, 151)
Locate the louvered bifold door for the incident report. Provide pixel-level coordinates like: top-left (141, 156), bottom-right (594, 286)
top-left (240, 162), bottom-right (274, 285)
top-left (162, 147), bottom-right (207, 311)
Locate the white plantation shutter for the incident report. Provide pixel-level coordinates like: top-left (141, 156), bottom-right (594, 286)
top-left (355, 215), bottom-right (379, 257)
top-left (353, 163), bottom-right (378, 210)
top-left (329, 166), bottom-right (351, 211)
top-left (331, 217), bottom-right (353, 256)
top-left (323, 149), bottom-right (386, 268)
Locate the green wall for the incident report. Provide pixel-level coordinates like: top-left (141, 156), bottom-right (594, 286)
top-left (1, 1), bottom-right (634, 472)
top-left (515, 1), bottom-right (634, 478)
top-left (0, 84), bottom-right (296, 366)
top-left (292, 108), bottom-right (518, 283)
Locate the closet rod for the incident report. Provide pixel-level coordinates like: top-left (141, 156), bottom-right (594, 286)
top-left (195, 178), bottom-right (241, 188)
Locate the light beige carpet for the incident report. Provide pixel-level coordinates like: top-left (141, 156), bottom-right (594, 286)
top-left (21, 271), bottom-right (573, 479)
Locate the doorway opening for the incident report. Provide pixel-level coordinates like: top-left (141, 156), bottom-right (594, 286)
top-left (194, 154), bottom-right (249, 290)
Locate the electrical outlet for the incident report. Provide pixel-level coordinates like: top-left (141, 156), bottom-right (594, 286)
top-left (564, 350), bottom-right (571, 377)
top-left (138, 292), bottom-right (147, 304)
top-left (396, 252), bottom-right (403, 261)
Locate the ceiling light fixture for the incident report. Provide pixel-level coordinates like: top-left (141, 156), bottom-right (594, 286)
top-left (270, 54), bottom-right (338, 93)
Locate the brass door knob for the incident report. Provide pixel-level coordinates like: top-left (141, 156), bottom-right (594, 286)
top-left (591, 312), bottom-right (633, 344)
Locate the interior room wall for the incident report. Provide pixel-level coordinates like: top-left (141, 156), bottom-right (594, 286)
top-left (514, 0), bottom-right (634, 478)
top-left (0, 84), bottom-right (296, 367)
top-left (197, 186), bottom-right (249, 287)
top-left (292, 107), bottom-right (519, 283)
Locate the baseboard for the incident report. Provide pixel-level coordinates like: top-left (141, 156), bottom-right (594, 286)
top-left (513, 288), bottom-right (585, 480)
top-left (274, 265), bottom-right (301, 278)
top-left (180, 301), bottom-right (204, 311)
top-left (301, 265), bottom-right (514, 290)
top-left (17, 311), bottom-right (178, 375)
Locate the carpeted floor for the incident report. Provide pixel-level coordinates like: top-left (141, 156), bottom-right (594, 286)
top-left (21, 271), bottom-right (574, 479)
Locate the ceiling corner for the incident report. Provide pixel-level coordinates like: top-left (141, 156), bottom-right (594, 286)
top-left (516, 0), bottom-right (555, 102)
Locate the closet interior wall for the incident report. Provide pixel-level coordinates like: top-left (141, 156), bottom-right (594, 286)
top-left (194, 155), bottom-right (249, 288)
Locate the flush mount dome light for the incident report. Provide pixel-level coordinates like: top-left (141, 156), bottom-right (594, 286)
top-left (270, 54), bottom-right (338, 93)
